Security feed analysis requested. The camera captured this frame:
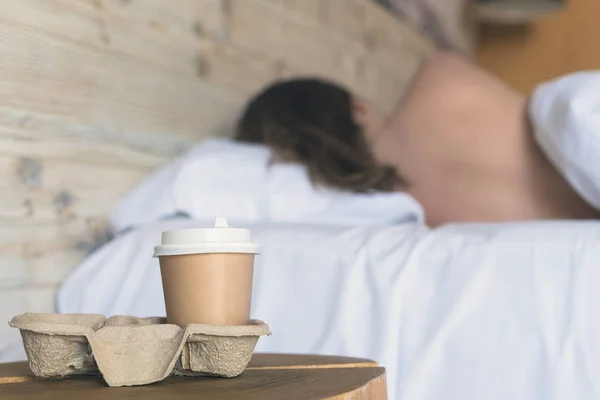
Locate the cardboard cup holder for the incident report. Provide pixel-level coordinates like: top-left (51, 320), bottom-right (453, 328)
top-left (9, 313), bottom-right (270, 387)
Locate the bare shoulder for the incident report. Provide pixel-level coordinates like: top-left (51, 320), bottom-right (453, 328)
top-left (407, 52), bottom-right (524, 106)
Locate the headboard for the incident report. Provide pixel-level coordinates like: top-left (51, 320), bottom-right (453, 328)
top-left (0, 0), bottom-right (434, 316)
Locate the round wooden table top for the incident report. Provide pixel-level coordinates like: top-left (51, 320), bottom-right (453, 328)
top-left (0, 353), bottom-right (387, 400)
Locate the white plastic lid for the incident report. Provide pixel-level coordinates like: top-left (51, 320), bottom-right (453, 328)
top-left (153, 217), bottom-right (260, 257)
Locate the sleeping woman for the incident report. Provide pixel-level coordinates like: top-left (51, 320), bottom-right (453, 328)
top-left (235, 52), bottom-right (598, 227)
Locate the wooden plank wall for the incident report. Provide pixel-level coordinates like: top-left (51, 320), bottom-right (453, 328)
top-left (0, 0), bottom-right (434, 351)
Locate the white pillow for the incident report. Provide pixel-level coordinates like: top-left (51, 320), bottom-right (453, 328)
top-left (109, 138), bottom-right (423, 233)
top-left (529, 71), bottom-right (600, 210)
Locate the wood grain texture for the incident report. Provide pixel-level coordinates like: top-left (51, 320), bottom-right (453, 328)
top-left (478, 0), bottom-right (600, 94)
top-left (0, 353), bottom-right (380, 380)
top-left (247, 353), bottom-right (380, 369)
top-left (0, 354), bottom-right (387, 399)
top-left (380, 0), bottom-right (476, 55)
top-left (0, 0), bottom-right (434, 315)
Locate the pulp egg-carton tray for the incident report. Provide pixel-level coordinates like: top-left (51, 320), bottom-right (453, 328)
top-left (9, 313), bottom-right (270, 387)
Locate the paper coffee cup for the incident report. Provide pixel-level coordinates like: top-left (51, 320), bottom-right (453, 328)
top-left (153, 217), bottom-right (259, 327)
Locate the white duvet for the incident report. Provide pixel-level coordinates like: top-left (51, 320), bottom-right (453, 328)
top-left (56, 219), bottom-right (600, 400)
top-left (9, 71), bottom-right (600, 399)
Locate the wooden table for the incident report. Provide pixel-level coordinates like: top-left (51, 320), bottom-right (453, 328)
top-left (0, 354), bottom-right (386, 399)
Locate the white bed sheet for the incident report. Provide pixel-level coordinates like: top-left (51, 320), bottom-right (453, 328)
top-left (50, 218), bottom-right (600, 400)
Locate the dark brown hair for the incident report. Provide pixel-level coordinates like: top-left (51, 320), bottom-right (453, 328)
top-left (235, 78), bottom-right (402, 193)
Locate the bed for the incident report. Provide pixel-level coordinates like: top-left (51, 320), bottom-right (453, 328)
top-left (55, 218), bottom-right (600, 400)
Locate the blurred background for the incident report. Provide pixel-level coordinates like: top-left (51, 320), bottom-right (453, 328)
top-left (382, 0), bottom-right (599, 94)
top-left (478, 0), bottom-right (600, 93)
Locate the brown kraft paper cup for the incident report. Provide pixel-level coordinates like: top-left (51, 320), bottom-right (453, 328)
top-left (159, 253), bottom-right (254, 327)
top-left (154, 217), bottom-right (260, 327)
